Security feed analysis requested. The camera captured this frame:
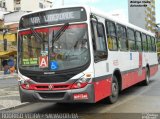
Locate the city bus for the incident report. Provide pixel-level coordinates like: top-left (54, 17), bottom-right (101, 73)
top-left (17, 5), bottom-right (158, 103)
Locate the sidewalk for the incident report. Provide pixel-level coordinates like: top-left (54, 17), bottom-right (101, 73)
top-left (0, 86), bottom-right (23, 110)
top-left (0, 71), bottom-right (18, 80)
top-left (0, 72), bottom-right (26, 110)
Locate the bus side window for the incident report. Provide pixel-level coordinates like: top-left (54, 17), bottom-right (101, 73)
top-left (91, 21), bottom-right (107, 62)
top-left (135, 31), bottom-right (142, 52)
top-left (142, 33), bottom-right (148, 52)
top-left (127, 28), bottom-right (136, 51)
top-left (116, 24), bottom-right (128, 51)
top-left (151, 37), bottom-right (156, 52)
top-left (147, 35), bottom-right (152, 52)
top-left (105, 20), bottom-right (118, 51)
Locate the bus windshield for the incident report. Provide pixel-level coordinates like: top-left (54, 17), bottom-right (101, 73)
top-left (18, 23), bottom-right (90, 72)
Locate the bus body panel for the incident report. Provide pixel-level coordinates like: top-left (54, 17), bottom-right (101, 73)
top-left (19, 83), bottom-right (95, 103)
top-left (93, 76), bottom-right (112, 102)
top-left (18, 5), bottom-right (158, 103)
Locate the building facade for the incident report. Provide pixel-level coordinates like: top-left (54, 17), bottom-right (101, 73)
top-left (128, 0), bottom-right (156, 33)
top-left (0, 0), bottom-right (53, 71)
top-left (0, 0), bottom-right (52, 12)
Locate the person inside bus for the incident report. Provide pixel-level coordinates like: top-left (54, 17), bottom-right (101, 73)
top-left (75, 38), bottom-right (88, 51)
top-left (74, 29), bottom-right (88, 51)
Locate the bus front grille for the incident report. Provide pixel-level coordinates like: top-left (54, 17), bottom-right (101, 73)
top-left (38, 92), bottom-right (65, 99)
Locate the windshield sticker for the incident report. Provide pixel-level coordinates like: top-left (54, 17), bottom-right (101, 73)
top-left (50, 61), bottom-right (58, 70)
top-left (22, 58), bottom-right (38, 65)
top-left (39, 56), bottom-right (48, 68)
top-left (41, 51), bottom-right (48, 56)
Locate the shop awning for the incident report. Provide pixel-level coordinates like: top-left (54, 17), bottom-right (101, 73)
top-left (0, 33), bottom-right (16, 41)
top-left (0, 51), bottom-right (17, 58)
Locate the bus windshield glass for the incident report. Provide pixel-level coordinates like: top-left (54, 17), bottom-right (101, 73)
top-left (18, 23), bottom-right (90, 71)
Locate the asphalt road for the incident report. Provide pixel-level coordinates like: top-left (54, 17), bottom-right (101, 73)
top-left (0, 78), bottom-right (18, 88)
top-left (3, 69), bottom-right (160, 119)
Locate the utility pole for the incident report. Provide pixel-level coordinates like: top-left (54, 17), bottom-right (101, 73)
top-left (62, 0), bottom-right (64, 5)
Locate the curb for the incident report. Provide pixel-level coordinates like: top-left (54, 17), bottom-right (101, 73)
top-left (0, 102), bottom-right (32, 111)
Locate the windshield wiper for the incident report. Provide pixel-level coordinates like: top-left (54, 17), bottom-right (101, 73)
top-left (52, 23), bottom-right (69, 43)
top-left (30, 27), bottom-right (43, 43)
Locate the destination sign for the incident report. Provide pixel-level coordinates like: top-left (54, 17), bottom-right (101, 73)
top-left (19, 7), bottom-right (87, 29)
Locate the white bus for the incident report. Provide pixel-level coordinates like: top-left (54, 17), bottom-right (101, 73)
top-left (18, 6), bottom-right (158, 103)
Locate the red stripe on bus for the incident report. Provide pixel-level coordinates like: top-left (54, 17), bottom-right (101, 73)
top-left (19, 28), bottom-right (49, 35)
top-left (94, 78), bottom-right (112, 102)
top-left (49, 24), bottom-right (87, 30)
top-left (93, 64), bottom-right (158, 102)
top-left (122, 69), bottom-right (144, 90)
top-left (21, 83), bottom-right (72, 91)
top-left (122, 65), bottom-right (158, 90)
top-left (19, 24), bottom-right (87, 35)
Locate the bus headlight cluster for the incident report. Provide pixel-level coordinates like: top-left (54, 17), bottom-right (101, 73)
top-left (71, 78), bottom-right (90, 89)
top-left (20, 79), bottom-right (33, 90)
top-left (18, 75), bottom-right (34, 90)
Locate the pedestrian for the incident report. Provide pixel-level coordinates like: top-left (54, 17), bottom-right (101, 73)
top-left (8, 55), bottom-right (15, 74)
top-left (2, 60), bottom-right (10, 74)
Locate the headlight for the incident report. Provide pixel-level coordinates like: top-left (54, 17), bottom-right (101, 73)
top-left (20, 79), bottom-right (35, 90)
top-left (18, 74), bottom-right (34, 90)
top-left (71, 78), bottom-right (91, 89)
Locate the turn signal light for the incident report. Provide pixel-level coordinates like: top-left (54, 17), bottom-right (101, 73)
top-left (71, 82), bottom-right (88, 89)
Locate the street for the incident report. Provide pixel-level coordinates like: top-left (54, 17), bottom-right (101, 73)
top-left (1, 68), bottom-right (160, 119)
top-left (0, 1), bottom-right (160, 119)
top-left (0, 78), bottom-right (18, 88)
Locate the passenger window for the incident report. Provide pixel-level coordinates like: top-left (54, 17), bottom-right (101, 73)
top-left (127, 28), bottom-right (136, 51)
top-left (147, 35), bottom-right (152, 52)
top-left (116, 24), bottom-right (128, 51)
top-left (151, 37), bottom-right (156, 52)
top-left (106, 20), bottom-right (118, 50)
top-left (135, 31), bottom-right (142, 52)
top-left (91, 21), bottom-right (107, 62)
top-left (142, 33), bottom-right (148, 51)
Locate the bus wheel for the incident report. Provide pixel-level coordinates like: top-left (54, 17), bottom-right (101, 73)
top-left (107, 76), bottom-right (119, 104)
top-left (143, 67), bottom-right (150, 86)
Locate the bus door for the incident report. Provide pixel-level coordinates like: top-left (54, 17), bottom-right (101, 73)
top-left (91, 19), bottom-right (110, 101)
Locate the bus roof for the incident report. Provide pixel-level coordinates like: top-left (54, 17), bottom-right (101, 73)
top-left (20, 5), bottom-right (155, 37)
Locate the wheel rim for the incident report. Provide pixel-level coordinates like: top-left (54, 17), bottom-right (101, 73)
top-left (112, 82), bottom-right (118, 97)
top-left (146, 70), bottom-right (149, 83)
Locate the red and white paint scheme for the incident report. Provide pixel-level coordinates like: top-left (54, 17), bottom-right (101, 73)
top-left (17, 5), bottom-right (158, 104)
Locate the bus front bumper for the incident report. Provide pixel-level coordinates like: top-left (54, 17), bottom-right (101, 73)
top-left (19, 84), bottom-right (95, 103)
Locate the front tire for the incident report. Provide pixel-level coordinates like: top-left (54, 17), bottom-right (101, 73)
top-left (107, 76), bottom-right (119, 104)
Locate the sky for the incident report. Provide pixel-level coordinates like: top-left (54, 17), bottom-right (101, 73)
top-left (53, 0), bottom-right (160, 23)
